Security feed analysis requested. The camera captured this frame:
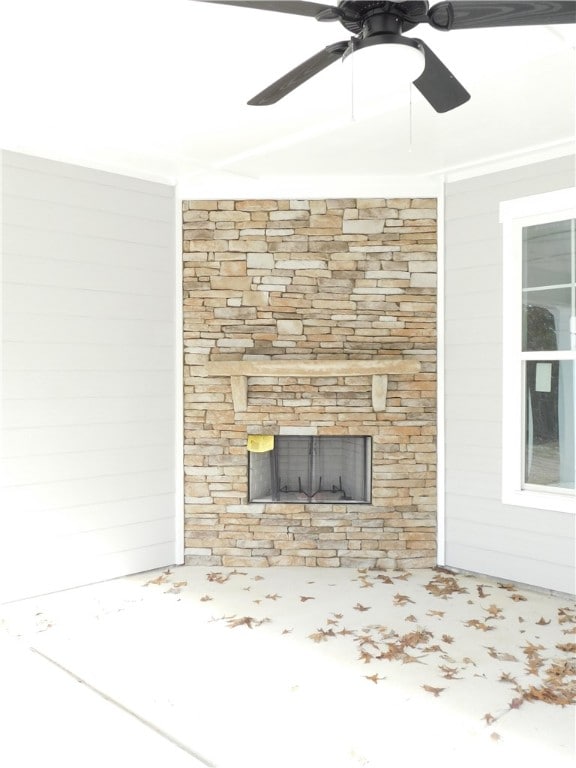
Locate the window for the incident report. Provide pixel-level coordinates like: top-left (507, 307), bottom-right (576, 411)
top-left (501, 188), bottom-right (576, 513)
top-left (249, 435), bottom-right (372, 504)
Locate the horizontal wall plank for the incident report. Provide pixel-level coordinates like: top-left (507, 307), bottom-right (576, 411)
top-left (444, 542), bottom-right (575, 595)
top-left (3, 164), bottom-right (174, 221)
top-left (1, 422), bottom-right (174, 458)
top-left (2, 445), bottom-right (174, 486)
top-left (2, 470), bottom-right (175, 513)
top-left (3, 342), bottom-right (173, 372)
top-left (2, 370), bottom-right (174, 399)
top-left (4, 283), bottom-right (174, 321)
top-left (4, 254), bottom-right (172, 297)
top-left (1, 542), bottom-right (178, 604)
top-left (4, 194), bottom-right (172, 246)
top-left (3, 224), bottom-right (173, 271)
top-left (4, 150), bottom-right (174, 197)
top-left (3, 396), bottom-right (173, 428)
top-left (3, 315), bottom-right (173, 346)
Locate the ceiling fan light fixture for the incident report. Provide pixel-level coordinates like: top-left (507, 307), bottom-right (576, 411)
top-left (346, 35), bottom-right (426, 84)
top-left (341, 35), bottom-right (426, 118)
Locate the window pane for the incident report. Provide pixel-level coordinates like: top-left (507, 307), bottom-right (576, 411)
top-left (522, 288), bottom-right (572, 351)
top-left (522, 220), bottom-right (572, 288)
top-left (524, 360), bottom-right (575, 490)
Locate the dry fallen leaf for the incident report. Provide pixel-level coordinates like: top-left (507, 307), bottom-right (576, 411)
top-left (556, 643), bottom-right (576, 653)
top-left (405, 614), bottom-right (418, 623)
top-left (355, 634), bottom-right (380, 650)
top-left (365, 674), bottom-right (384, 684)
top-left (300, 596), bottom-right (315, 602)
top-left (226, 616), bottom-right (270, 629)
top-left (439, 665), bottom-right (462, 679)
top-left (427, 610), bottom-right (445, 618)
top-left (354, 603), bottom-right (371, 612)
top-left (146, 573), bottom-right (169, 586)
top-left (509, 594), bottom-right (527, 602)
top-left (464, 619), bottom-right (495, 632)
top-left (509, 697), bottom-right (524, 710)
top-left (484, 604), bottom-right (504, 620)
top-left (393, 593), bottom-right (414, 606)
top-left (490, 732), bottom-right (502, 742)
top-left (265, 593), bottom-right (281, 601)
top-left (282, 628), bottom-right (292, 635)
top-left (477, 585), bottom-right (490, 598)
top-left (359, 650), bottom-right (374, 664)
top-left (422, 685), bottom-right (445, 697)
top-left (483, 713), bottom-right (497, 725)
top-left (441, 634), bottom-right (454, 644)
top-left (200, 594), bottom-right (213, 602)
top-left (207, 572), bottom-right (229, 584)
top-left (425, 574), bottom-right (468, 598)
top-left (309, 628), bottom-right (336, 643)
top-left (536, 617), bottom-right (551, 626)
top-left (558, 607), bottom-right (576, 624)
top-left (485, 647), bottom-right (519, 662)
top-left (377, 575), bottom-right (393, 584)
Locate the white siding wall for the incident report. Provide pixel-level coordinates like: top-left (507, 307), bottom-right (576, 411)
top-left (444, 156), bottom-right (576, 594)
top-left (0, 151), bottom-right (178, 602)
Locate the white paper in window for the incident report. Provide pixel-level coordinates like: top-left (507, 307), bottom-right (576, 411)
top-left (535, 362), bottom-right (552, 392)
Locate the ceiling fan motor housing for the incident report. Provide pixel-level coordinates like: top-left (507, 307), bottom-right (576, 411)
top-left (334, 1), bottom-right (430, 34)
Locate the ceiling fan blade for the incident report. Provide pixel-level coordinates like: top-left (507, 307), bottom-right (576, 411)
top-left (429, 1), bottom-right (576, 29)
top-left (248, 42), bottom-right (349, 105)
top-left (192, 0), bottom-right (335, 17)
top-left (412, 40), bottom-right (470, 112)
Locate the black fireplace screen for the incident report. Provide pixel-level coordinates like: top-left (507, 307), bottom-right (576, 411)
top-left (249, 436), bottom-right (371, 504)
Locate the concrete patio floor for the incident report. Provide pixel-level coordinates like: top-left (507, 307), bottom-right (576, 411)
top-left (1, 565), bottom-right (574, 768)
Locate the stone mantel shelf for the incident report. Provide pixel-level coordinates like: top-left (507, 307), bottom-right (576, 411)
top-left (198, 358), bottom-right (421, 414)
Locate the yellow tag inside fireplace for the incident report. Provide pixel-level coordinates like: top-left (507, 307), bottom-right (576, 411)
top-left (247, 435), bottom-right (275, 453)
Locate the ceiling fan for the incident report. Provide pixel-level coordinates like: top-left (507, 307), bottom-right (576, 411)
top-left (193, 1), bottom-right (576, 112)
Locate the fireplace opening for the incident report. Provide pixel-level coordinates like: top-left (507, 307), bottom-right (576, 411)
top-left (249, 436), bottom-right (372, 504)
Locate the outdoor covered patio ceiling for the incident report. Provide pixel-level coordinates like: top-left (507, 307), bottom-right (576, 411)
top-left (0, 0), bottom-right (574, 184)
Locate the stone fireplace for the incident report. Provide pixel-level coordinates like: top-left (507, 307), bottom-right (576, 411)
top-left (182, 197), bottom-right (437, 569)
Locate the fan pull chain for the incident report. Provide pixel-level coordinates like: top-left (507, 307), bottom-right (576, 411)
top-left (350, 55), bottom-right (356, 122)
top-left (409, 83), bottom-right (413, 152)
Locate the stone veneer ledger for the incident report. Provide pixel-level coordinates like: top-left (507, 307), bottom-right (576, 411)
top-left (182, 198), bottom-right (437, 569)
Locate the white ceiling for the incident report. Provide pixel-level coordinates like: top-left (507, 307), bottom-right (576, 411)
top-left (1, 0), bottom-right (575, 191)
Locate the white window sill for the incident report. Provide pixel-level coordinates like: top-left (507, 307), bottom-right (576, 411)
top-left (503, 489), bottom-right (576, 514)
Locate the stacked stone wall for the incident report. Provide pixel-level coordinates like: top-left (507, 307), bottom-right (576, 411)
top-left (182, 198), bottom-right (437, 568)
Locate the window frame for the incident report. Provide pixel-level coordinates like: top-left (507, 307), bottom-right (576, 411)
top-left (500, 187), bottom-right (576, 514)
